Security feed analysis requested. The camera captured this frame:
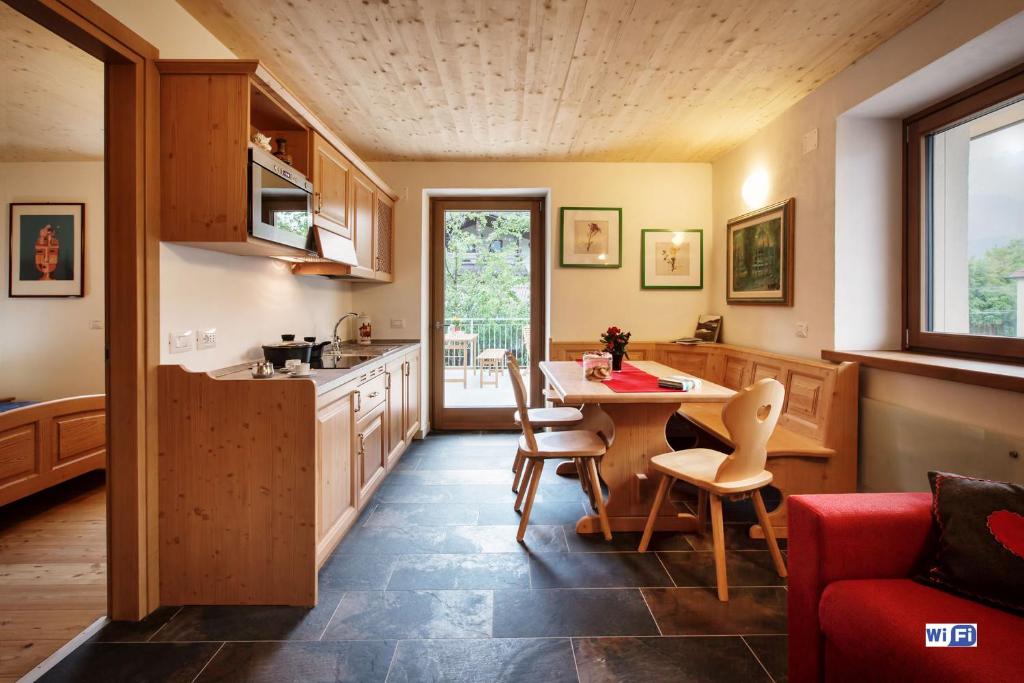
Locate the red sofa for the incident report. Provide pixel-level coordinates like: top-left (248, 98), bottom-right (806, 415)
top-left (788, 493), bottom-right (1023, 683)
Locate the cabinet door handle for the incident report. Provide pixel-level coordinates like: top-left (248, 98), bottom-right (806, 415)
top-left (314, 191), bottom-right (322, 214)
top-left (385, 372), bottom-right (391, 390)
top-left (357, 433), bottom-right (365, 456)
top-left (404, 361), bottom-right (410, 377)
top-left (354, 390), bottom-right (362, 412)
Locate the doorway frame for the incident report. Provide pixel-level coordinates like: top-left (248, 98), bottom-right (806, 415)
top-left (429, 196), bottom-right (546, 430)
top-left (4, 0), bottom-right (161, 620)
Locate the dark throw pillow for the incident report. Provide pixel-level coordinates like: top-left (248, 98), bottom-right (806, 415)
top-left (917, 471), bottom-right (1024, 615)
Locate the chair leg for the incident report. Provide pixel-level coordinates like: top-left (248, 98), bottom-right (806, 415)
top-left (753, 489), bottom-right (787, 578)
top-left (576, 458), bottom-right (596, 508)
top-left (639, 474), bottom-right (672, 552)
top-left (517, 459), bottom-right (544, 542)
top-left (511, 451), bottom-right (526, 492)
top-left (696, 489), bottom-right (708, 537)
top-left (514, 459), bottom-right (534, 511)
top-left (585, 458), bottom-right (612, 541)
top-left (709, 493), bottom-right (729, 602)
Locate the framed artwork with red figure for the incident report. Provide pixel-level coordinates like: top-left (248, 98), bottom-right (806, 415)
top-left (8, 202), bottom-right (85, 298)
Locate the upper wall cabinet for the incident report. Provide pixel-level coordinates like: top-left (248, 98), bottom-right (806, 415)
top-left (156, 60), bottom-right (397, 280)
top-left (311, 132), bottom-right (352, 239)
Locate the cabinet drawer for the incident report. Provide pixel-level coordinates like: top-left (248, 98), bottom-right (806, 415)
top-left (354, 374), bottom-right (386, 416)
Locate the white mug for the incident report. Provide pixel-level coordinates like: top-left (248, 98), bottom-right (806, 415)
top-left (292, 362), bottom-right (311, 377)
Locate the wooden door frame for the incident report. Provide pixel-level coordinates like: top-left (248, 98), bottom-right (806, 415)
top-left (429, 197), bottom-right (546, 430)
top-left (4, 0), bottom-right (161, 620)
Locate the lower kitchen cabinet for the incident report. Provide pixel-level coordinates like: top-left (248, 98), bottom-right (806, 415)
top-left (356, 402), bottom-right (387, 506)
top-left (385, 357), bottom-right (406, 470)
top-left (403, 348), bottom-right (421, 442)
top-left (157, 343), bottom-right (421, 607)
top-left (315, 388), bottom-right (357, 567)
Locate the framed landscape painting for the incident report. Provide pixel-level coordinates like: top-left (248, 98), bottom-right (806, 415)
top-left (641, 229), bottom-right (703, 289)
top-left (726, 198), bottom-right (794, 305)
top-left (8, 203), bottom-right (85, 298)
top-left (559, 206), bottom-right (622, 268)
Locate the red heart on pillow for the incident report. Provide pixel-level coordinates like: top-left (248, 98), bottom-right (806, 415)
top-left (987, 510), bottom-right (1024, 560)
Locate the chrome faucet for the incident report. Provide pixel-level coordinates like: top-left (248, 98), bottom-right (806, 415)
top-left (331, 312), bottom-right (359, 355)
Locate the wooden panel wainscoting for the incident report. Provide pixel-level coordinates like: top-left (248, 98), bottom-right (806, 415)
top-left (158, 366), bottom-right (318, 606)
top-left (549, 341), bottom-right (859, 538)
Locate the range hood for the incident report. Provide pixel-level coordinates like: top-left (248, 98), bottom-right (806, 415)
top-left (288, 227), bottom-right (359, 278)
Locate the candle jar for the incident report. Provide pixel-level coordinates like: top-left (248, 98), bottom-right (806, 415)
top-left (582, 351), bottom-right (612, 381)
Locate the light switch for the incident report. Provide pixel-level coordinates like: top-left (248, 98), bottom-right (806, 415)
top-left (169, 330), bottom-right (194, 354)
top-left (802, 128), bottom-right (818, 154)
top-left (89, 320), bottom-right (103, 330)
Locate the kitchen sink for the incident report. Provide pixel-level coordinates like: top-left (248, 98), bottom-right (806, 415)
top-left (317, 353), bottom-right (376, 369)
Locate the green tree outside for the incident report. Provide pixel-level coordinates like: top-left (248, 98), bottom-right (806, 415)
top-left (444, 210), bottom-right (532, 359)
top-left (969, 238), bottom-right (1024, 336)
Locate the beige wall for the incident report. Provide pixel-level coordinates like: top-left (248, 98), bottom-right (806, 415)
top-left (711, 0), bottom-right (1024, 356)
top-left (0, 162), bottom-right (104, 401)
top-left (711, 0), bottom-right (1024, 488)
top-left (93, 0), bottom-right (357, 371)
top-left (362, 162), bottom-right (713, 346)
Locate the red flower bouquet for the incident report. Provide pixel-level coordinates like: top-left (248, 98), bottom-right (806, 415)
top-left (600, 326), bottom-right (631, 370)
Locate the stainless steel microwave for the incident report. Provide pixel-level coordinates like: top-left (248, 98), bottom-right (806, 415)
top-left (248, 146), bottom-right (314, 252)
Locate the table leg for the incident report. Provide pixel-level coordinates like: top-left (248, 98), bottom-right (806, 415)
top-left (574, 402), bottom-right (697, 534)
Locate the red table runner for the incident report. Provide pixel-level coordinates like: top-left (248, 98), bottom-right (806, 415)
top-left (578, 361), bottom-right (680, 393)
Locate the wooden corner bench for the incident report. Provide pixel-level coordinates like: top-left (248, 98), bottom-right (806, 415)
top-left (550, 341), bottom-right (859, 538)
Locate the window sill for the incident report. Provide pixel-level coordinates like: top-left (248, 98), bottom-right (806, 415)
top-left (820, 349), bottom-right (1024, 394)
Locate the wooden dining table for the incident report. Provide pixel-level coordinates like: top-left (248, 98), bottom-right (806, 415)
top-left (539, 360), bottom-right (735, 535)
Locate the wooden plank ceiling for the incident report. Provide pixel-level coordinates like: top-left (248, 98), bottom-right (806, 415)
top-left (181, 0), bottom-right (941, 162)
top-left (0, 3), bottom-right (103, 162)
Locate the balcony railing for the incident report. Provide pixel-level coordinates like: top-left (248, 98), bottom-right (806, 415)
top-left (443, 317), bottom-right (530, 368)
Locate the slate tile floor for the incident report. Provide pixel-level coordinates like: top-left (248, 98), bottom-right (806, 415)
top-left (41, 432), bottom-right (787, 683)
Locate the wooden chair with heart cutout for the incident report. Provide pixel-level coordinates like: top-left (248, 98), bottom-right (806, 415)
top-left (638, 377), bottom-right (789, 601)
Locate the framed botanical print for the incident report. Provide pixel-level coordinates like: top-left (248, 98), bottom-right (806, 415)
top-left (559, 206), bottom-right (622, 268)
top-left (726, 198), bottom-right (794, 305)
top-left (8, 203), bottom-right (85, 298)
top-left (641, 229), bottom-right (703, 289)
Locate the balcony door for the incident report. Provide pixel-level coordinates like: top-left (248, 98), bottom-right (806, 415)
top-left (430, 197), bottom-right (545, 430)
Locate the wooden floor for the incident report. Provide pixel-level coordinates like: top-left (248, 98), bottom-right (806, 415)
top-left (0, 472), bottom-right (106, 682)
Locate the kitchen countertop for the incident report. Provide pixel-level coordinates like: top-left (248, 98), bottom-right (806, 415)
top-left (213, 341), bottom-right (420, 395)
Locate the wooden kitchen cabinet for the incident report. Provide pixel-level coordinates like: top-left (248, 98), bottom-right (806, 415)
top-left (374, 193), bottom-right (395, 282)
top-left (385, 358), bottom-right (405, 470)
top-left (349, 169), bottom-right (377, 280)
top-left (356, 402), bottom-right (387, 506)
top-left (315, 387), bottom-right (357, 566)
top-left (403, 349), bottom-right (421, 442)
top-left (311, 132), bottom-right (352, 238)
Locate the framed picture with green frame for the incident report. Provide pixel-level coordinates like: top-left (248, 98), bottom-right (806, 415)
top-left (559, 206), bottom-right (622, 268)
top-left (641, 228), bottom-right (703, 289)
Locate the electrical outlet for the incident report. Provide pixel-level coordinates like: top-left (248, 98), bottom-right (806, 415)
top-left (198, 328), bottom-right (217, 349)
top-left (795, 322), bottom-right (809, 338)
top-left (89, 320), bottom-right (103, 330)
top-left (169, 330), bottom-right (194, 354)
top-left (390, 318), bottom-right (406, 329)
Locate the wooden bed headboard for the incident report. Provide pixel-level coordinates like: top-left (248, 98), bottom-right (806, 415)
top-left (0, 395), bottom-right (106, 507)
